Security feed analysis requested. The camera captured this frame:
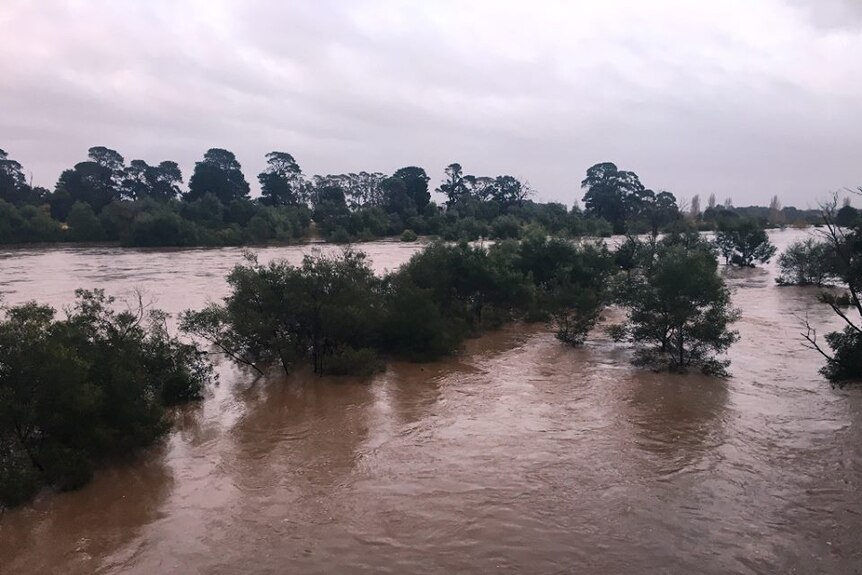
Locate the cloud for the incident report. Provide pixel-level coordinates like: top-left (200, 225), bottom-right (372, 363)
top-left (785, 0), bottom-right (862, 31)
top-left (1, 0), bottom-right (861, 206)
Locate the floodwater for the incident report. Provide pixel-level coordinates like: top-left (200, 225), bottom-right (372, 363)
top-left (0, 230), bottom-right (860, 574)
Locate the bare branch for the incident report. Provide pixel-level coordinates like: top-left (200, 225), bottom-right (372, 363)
top-left (797, 314), bottom-right (833, 362)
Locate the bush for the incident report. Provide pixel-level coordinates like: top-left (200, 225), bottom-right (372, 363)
top-left (490, 215), bottom-right (522, 239)
top-left (66, 201), bottom-right (105, 242)
top-left (400, 229), bottom-right (418, 242)
top-left (612, 236), bottom-right (740, 374)
top-left (776, 238), bottom-right (838, 286)
top-left (819, 326), bottom-right (862, 384)
top-left (0, 291), bottom-right (212, 508)
top-left (128, 209), bottom-right (197, 246)
top-left (329, 227), bottom-right (352, 244)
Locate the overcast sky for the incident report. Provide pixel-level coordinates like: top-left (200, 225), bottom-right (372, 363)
top-left (2, 0), bottom-right (861, 207)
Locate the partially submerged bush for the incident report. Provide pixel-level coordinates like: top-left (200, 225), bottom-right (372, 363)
top-left (183, 240), bottom-right (615, 374)
top-left (0, 290), bottom-right (212, 508)
top-left (612, 233), bottom-right (740, 375)
top-left (775, 238), bottom-right (839, 286)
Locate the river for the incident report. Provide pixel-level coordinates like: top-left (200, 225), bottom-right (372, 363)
top-left (0, 229), bottom-right (860, 574)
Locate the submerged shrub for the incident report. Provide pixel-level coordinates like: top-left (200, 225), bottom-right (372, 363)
top-left (612, 235), bottom-right (740, 375)
top-left (714, 218), bottom-right (777, 267)
top-left (776, 238), bottom-right (839, 286)
top-left (0, 290), bottom-right (212, 508)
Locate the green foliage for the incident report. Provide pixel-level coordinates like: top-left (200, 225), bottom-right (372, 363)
top-left (819, 326), bottom-right (862, 384)
top-left (186, 148), bottom-right (250, 204)
top-left (714, 218), bottom-right (777, 266)
top-left (580, 162), bottom-right (681, 235)
top-left (66, 201), bottom-right (105, 242)
top-left (400, 229), bottom-right (418, 242)
top-left (490, 214), bottom-right (522, 239)
top-left (184, 238), bottom-right (616, 376)
top-left (0, 290), bottom-right (212, 508)
top-left (393, 166), bottom-right (431, 212)
top-left (128, 206), bottom-right (198, 247)
top-left (515, 230), bottom-right (614, 343)
top-left (0, 201), bottom-right (62, 243)
top-left (182, 250), bottom-right (382, 375)
top-left (258, 152), bottom-right (304, 207)
top-left (0, 149), bottom-right (43, 206)
top-left (612, 235), bottom-right (740, 374)
top-left (802, 199), bottom-right (862, 387)
top-left (776, 238), bottom-right (839, 286)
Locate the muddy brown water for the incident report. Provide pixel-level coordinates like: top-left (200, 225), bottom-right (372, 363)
top-left (0, 230), bottom-right (860, 574)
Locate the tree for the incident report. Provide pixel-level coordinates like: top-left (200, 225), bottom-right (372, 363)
top-left (801, 194), bottom-right (862, 386)
top-left (54, 160), bottom-right (117, 215)
top-left (381, 176), bottom-right (415, 219)
top-left (343, 172), bottom-right (385, 209)
top-left (438, 163), bottom-right (469, 208)
top-left (714, 218), bottom-right (777, 266)
top-left (258, 151), bottom-right (305, 207)
top-left (490, 175), bottom-right (532, 208)
top-left (518, 233), bottom-right (613, 345)
top-left (612, 235), bottom-right (740, 374)
top-left (122, 160), bottom-right (183, 201)
top-left (640, 190), bottom-right (680, 236)
top-left (0, 149), bottom-right (41, 206)
top-left (581, 162), bottom-right (645, 234)
top-left (835, 203), bottom-right (859, 228)
top-left (87, 146), bottom-right (125, 173)
top-left (689, 194), bottom-right (701, 219)
top-left (768, 195), bottom-right (784, 226)
top-left (187, 148), bottom-right (250, 204)
top-left (309, 181), bottom-right (352, 241)
top-left (66, 201), bottom-right (105, 241)
top-left (707, 193), bottom-right (716, 209)
top-left (775, 238), bottom-right (838, 286)
top-left (181, 250), bottom-right (383, 376)
top-left (0, 290), bottom-right (212, 508)
top-left (393, 166), bottom-right (431, 212)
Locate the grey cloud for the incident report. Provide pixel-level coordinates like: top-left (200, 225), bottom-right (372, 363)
top-left (786, 0), bottom-right (862, 30)
top-left (1, 0), bottom-right (861, 206)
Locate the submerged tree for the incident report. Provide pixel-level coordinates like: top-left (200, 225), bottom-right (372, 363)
top-left (801, 194), bottom-right (862, 386)
top-left (0, 290), bottom-right (212, 508)
top-left (775, 238), bottom-right (839, 286)
top-left (612, 234), bottom-right (740, 375)
top-left (517, 229), bottom-right (613, 345)
top-left (182, 250), bottom-right (383, 376)
top-left (714, 218), bottom-right (777, 266)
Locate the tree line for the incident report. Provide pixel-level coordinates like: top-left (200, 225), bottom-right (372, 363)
top-left (1, 147), bottom-right (827, 247)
